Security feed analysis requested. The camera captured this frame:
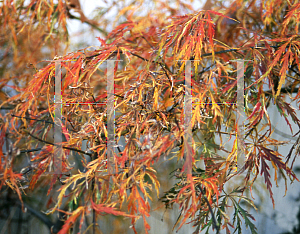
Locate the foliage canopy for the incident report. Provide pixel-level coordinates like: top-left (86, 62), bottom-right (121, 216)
top-left (1, 0), bottom-right (300, 233)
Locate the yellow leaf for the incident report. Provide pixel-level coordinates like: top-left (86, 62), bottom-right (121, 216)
top-left (153, 87), bottom-right (159, 110)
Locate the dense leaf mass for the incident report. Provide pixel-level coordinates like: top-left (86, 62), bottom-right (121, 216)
top-left (1, 0), bottom-right (300, 233)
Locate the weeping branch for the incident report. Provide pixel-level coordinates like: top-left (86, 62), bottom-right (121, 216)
top-left (196, 185), bottom-right (220, 234)
top-left (25, 130), bottom-right (93, 157)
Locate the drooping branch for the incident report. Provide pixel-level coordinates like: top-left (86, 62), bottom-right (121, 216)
top-left (25, 130), bottom-right (93, 157)
top-left (11, 114), bottom-right (78, 133)
top-left (6, 200), bottom-right (55, 231)
top-left (196, 185), bottom-right (220, 234)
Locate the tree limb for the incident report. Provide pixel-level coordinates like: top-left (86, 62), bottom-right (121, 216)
top-left (25, 130), bottom-right (93, 157)
top-left (196, 185), bottom-right (220, 234)
top-left (67, 12), bottom-right (108, 36)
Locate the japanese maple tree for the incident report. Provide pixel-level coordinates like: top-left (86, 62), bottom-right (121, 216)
top-left (1, 0), bottom-right (300, 233)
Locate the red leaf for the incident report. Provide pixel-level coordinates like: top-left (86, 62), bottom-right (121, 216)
top-left (247, 102), bottom-right (261, 120)
top-left (207, 10), bottom-right (239, 23)
top-left (222, 80), bottom-right (237, 93)
top-left (260, 155), bottom-right (274, 206)
top-left (57, 207), bottom-right (85, 234)
top-left (91, 200), bottom-right (137, 217)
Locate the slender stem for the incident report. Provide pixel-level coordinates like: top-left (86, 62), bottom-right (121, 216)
top-left (197, 185), bottom-right (220, 234)
top-left (12, 201), bottom-right (54, 231)
top-left (20, 148), bottom-right (42, 153)
top-left (67, 13), bottom-right (108, 36)
top-left (11, 114), bottom-right (54, 125)
top-left (264, 85), bottom-right (299, 96)
top-left (11, 114), bottom-right (78, 133)
top-left (140, 35), bottom-right (173, 88)
top-left (0, 106), bottom-right (15, 110)
top-left (290, 66), bottom-right (300, 78)
top-left (25, 130), bottom-right (93, 157)
top-left (196, 45), bottom-right (280, 59)
top-left (200, 48), bottom-right (240, 58)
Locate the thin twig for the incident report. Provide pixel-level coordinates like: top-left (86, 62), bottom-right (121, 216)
top-left (11, 114), bottom-right (78, 133)
top-left (197, 185), bottom-right (220, 234)
top-left (25, 130), bottom-right (93, 157)
top-left (290, 66), bottom-right (300, 78)
top-left (11, 114), bottom-right (54, 125)
top-left (264, 85), bottom-right (299, 96)
top-left (20, 148), bottom-right (42, 153)
top-left (140, 35), bottom-right (173, 88)
top-left (0, 106), bottom-right (15, 110)
top-left (200, 48), bottom-right (240, 58)
top-left (197, 45), bottom-right (280, 58)
top-left (67, 13), bottom-right (108, 36)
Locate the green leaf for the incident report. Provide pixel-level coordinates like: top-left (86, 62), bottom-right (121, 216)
top-left (232, 199), bottom-right (258, 234)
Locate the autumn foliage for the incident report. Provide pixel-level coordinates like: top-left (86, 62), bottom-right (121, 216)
top-left (1, 0), bottom-right (300, 233)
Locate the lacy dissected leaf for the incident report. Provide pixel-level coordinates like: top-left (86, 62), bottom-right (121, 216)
top-left (57, 207), bottom-right (85, 234)
top-left (231, 198), bottom-right (257, 234)
top-left (259, 145), bottom-right (298, 207)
